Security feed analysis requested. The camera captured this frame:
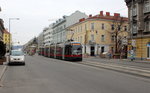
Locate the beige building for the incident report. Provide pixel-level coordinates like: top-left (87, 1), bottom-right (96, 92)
top-left (67, 11), bottom-right (128, 57)
top-left (125, 0), bottom-right (150, 60)
top-left (2, 30), bottom-right (11, 51)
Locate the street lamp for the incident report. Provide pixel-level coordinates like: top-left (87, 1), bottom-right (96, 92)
top-left (8, 18), bottom-right (19, 55)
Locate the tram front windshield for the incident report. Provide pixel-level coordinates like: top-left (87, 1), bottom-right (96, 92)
top-left (72, 45), bottom-right (82, 55)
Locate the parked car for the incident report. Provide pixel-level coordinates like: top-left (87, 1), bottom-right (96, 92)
top-left (8, 50), bottom-right (25, 65)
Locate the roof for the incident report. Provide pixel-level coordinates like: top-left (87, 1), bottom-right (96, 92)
top-left (67, 11), bottom-right (128, 28)
top-left (87, 15), bottom-right (128, 21)
top-left (3, 30), bottom-right (10, 34)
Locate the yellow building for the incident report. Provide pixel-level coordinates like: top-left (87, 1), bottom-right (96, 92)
top-left (67, 11), bottom-right (128, 57)
top-left (125, 0), bottom-right (150, 60)
top-left (3, 30), bottom-right (11, 51)
top-left (128, 38), bottom-right (150, 60)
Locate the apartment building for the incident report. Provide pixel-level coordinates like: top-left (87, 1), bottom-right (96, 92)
top-left (2, 30), bottom-right (11, 51)
top-left (52, 11), bottom-right (88, 43)
top-left (125, 0), bottom-right (150, 59)
top-left (43, 24), bottom-right (53, 46)
top-left (37, 32), bottom-right (43, 49)
top-left (0, 19), bottom-right (4, 41)
top-left (67, 11), bottom-right (128, 57)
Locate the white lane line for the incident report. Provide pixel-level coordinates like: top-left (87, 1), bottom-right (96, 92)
top-left (0, 65), bottom-right (7, 87)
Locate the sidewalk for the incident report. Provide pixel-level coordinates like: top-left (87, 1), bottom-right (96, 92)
top-left (85, 56), bottom-right (150, 64)
top-left (0, 56), bottom-right (8, 87)
top-left (0, 65), bottom-right (7, 87)
top-left (83, 56), bottom-right (150, 70)
top-left (81, 57), bottom-right (150, 78)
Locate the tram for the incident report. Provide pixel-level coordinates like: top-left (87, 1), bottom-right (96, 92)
top-left (39, 40), bottom-right (82, 61)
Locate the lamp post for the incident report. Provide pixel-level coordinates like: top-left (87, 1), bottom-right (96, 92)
top-left (8, 18), bottom-right (19, 56)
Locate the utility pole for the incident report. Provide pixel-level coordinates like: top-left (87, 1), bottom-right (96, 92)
top-left (131, 0), bottom-right (135, 61)
top-left (84, 30), bottom-right (87, 54)
top-left (8, 18), bottom-right (19, 61)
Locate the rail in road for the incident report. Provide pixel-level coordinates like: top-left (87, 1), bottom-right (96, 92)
top-left (79, 60), bottom-right (150, 78)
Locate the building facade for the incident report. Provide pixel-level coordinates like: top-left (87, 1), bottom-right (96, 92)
top-left (0, 19), bottom-right (4, 41)
top-left (43, 27), bottom-right (50, 46)
top-left (37, 32), bottom-right (44, 49)
top-left (23, 37), bottom-right (38, 55)
top-left (67, 11), bottom-right (128, 56)
top-left (52, 11), bottom-right (88, 44)
top-left (2, 29), bottom-right (11, 51)
top-left (0, 7), bottom-right (6, 59)
top-left (125, 0), bottom-right (150, 60)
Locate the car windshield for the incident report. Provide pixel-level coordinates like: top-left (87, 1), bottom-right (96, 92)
top-left (11, 51), bottom-right (24, 56)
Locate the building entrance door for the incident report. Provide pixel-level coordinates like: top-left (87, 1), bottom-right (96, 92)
top-left (90, 46), bottom-right (95, 56)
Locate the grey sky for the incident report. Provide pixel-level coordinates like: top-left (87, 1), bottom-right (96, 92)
top-left (0, 0), bottom-right (128, 45)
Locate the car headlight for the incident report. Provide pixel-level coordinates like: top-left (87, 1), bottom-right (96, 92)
top-left (10, 57), bottom-right (14, 60)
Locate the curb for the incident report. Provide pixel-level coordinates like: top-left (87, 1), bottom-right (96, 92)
top-left (0, 65), bottom-right (7, 87)
top-left (79, 61), bottom-right (150, 79)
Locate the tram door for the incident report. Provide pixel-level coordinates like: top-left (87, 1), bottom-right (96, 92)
top-left (90, 46), bottom-right (95, 56)
top-left (147, 46), bottom-right (150, 59)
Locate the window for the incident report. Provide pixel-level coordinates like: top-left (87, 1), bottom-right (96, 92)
top-left (111, 35), bottom-right (115, 41)
top-left (118, 25), bottom-right (121, 31)
top-left (80, 36), bottom-right (82, 43)
top-left (133, 24), bottom-right (137, 34)
top-left (130, 9), bottom-right (132, 19)
top-left (124, 26), bottom-right (127, 31)
top-left (85, 24), bottom-right (87, 30)
top-left (102, 23), bottom-right (105, 30)
top-left (144, 0), bottom-right (150, 13)
top-left (101, 35), bottom-right (105, 42)
top-left (133, 5), bottom-right (137, 16)
top-left (64, 25), bottom-right (66, 29)
top-left (91, 23), bottom-right (94, 30)
top-left (78, 26), bottom-right (80, 32)
top-left (91, 34), bottom-right (94, 41)
top-left (75, 27), bottom-right (77, 33)
top-left (145, 21), bottom-right (150, 32)
top-left (111, 24), bottom-right (115, 30)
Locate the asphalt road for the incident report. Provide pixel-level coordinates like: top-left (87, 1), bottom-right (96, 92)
top-left (0, 55), bottom-right (150, 93)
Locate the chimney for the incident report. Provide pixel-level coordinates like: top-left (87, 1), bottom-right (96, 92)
top-left (114, 13), bottom-right (120, 17)
top-left (79, 19), bottom-right (82, 22)
top-left (106, 12), bottom-right (110, 16)
top-left (79, 18), bottom-right (85, 22)
top-left (100, 11), bottom-right (103, 16)
top-left (82, 18), bottom-right (85, 21)
top-left (89, 14), bottom-right (92, 18)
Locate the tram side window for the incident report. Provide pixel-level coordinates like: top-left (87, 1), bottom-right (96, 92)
top-left (65, 45), bottom-right (71, 55)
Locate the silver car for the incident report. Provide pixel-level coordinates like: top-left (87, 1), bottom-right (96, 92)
top-left (9, 50), bottom-right (25, 65)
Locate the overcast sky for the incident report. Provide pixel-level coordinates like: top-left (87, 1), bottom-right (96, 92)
top-left (0, 0), bottom-right (128, 45)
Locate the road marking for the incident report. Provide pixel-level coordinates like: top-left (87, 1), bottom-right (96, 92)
top-left (0, 65), bottom-right (7, 87)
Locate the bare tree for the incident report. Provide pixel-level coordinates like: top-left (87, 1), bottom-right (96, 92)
top-left (107, 16), bottom-right (128, 58)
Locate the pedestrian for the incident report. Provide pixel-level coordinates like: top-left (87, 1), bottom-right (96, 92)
top-left (130, 50), bottom-right (135, 61)
top-left (108, 52), bottom-right (112, 59)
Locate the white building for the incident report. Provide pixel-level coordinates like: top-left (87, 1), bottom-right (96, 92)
top-left (43, 24), bottom-right (53, 46)
top-left (52, 11), bottom-right (88, 43)
top-left (37, 32), bottom-right (43, 49)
